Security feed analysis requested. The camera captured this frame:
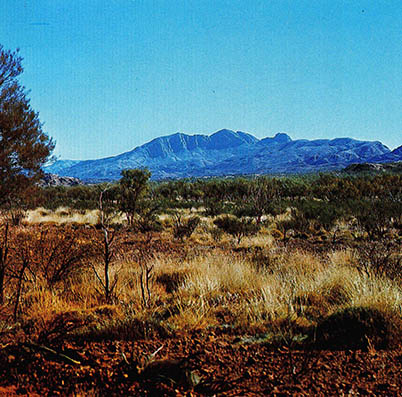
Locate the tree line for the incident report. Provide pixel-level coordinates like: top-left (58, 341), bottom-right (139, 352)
top-left (10, 171), bottom-right (398, 242)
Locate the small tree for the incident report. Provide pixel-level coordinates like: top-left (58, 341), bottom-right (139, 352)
top-left (93, 185), bottom-right (119, 302)
top-left (0, 45), bottom-right (54, 204)
top-left (28, 228), bottom-right (89, 287)
top-left (296, 199), bottom-right (345, 241)
top-left (276, 208), bottom-right (309, 241)
top-left (246, 177), bottom-right (280, 224)
top-left (202, 179), bottom-right (228, 216)
top-left (118, 169), bottom-right (151, 225)
top-left (351, 199), bottom-right (395, 240)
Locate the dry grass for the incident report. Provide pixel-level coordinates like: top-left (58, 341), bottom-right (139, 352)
top-left (158, 246), bottom-right (402, 338)
top-left (2, 220), bottom-right (401, 347)
top-left (25, 207), bottom-right (125, 225)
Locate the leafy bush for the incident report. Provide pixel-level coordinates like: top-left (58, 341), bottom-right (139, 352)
top-left (296, 199), bottom-right (345, 235)
top-left (132, 200), bottom-right (163, 234)
top-left (118, 169), bottom-right (151, 225)
top-left (350, 199), bottom-right (400, 239)
top-left (276, 208), bottom-right (309, 240)
top-left (203, 198), bottom-right (226, 216)
top-left (214, 215), bottom-right (260, 244)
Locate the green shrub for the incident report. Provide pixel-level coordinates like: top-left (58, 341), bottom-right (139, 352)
top-left (214, 215), bottom-right (260, 244)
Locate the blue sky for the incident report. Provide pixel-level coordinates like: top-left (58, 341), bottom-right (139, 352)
top-left (1, 0), bottom-right (401, 159)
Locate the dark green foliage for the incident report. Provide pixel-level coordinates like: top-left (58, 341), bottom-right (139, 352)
top-left (64, 185), bottom-right (101, 210)
top-left (312, 174), bottom-right (360, 201)
top-left (11, 168), bottom-right (401, 249)
top-left (273, 198), bottom-right (346, 241)
top-left (276, 208), bottom-right (309, 240)
top-left (201, 179), bottom-right (229, 216)
top-left (279, 176), bottom-right (311, 199)
top-left (36, 185), bottom-right (101, 211)
top-left (296, 199), bottom-right (345, 236)
top-left (119, 169), bottom-right (151, 225)
top-left (0, 45), bottom-right (54, 204)
top-left (349, 199), bottom-right (401, 239)
top-left (214, 215), bottom-right (260, 244)
top-left (232, 203), bottom-right (258, 219)
top-left (133, 199), bottom-right (163, 233)
top-left (203, 197), bottom-right (227, 216)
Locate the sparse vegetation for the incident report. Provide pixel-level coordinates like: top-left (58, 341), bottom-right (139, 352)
top-left (0, 170), bottom-right (401, 394)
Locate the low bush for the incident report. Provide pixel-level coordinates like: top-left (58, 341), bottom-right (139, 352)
top-left (313, 306), bottom-right (393, 350)
top-left (214, 215), bottom-right (260, 244)
top-left (173, 215), bottom-right (200, 241)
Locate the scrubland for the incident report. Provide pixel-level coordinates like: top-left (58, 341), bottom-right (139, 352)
top-left (1, 173), bottom-right (402, 395)
top-left (5, 211), bottom-right (401, 350)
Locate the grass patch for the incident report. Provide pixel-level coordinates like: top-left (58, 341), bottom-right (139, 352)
top-left (1, 222), bottom-right (401, 350)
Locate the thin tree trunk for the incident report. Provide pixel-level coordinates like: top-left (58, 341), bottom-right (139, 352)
top-left (104, 228), bottom-right (110, 300)
top-left (0, 268), bottom-right (5, 305)
top-left (0, 223), bottom-right (10, 305)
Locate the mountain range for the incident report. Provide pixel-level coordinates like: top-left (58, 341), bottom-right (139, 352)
top-left (45, 129), bottom-right (402, 181)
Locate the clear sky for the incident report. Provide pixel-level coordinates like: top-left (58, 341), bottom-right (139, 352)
top-left (1, 0), bottom-right (401, 160)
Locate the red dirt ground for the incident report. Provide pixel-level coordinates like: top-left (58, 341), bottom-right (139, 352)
top-left (1, 329), bottom-right (402, 396)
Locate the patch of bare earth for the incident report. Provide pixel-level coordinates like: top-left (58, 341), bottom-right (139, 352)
top-left (1, 330), bottom-right (402, 396)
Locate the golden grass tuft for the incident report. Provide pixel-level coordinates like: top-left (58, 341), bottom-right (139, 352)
top-left (26, 207), bottom-right (125, 225)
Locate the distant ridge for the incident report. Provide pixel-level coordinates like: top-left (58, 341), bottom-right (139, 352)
top-left (45, 129), bottom-right (402, 181)
top-left (344, 162), bottom-right (402, 174)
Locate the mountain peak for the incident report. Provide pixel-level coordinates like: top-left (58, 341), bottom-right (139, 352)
top-left (273, 132), bottom-right (292, 143)
top-left (212, 128), bottom-right (236, 136)
top-left (208, 129), bottom-right (258, 149)
top-left (259, 132), bottom-right (292, 147)
top-left (392, 145), bottom-right (402, 155)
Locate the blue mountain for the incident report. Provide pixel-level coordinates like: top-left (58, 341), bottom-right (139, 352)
top-left (45, 129), bottom-right (400, 181)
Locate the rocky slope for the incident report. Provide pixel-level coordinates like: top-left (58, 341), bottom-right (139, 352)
top-left (45, 129), bottom-right (401, 181)
top-left (39, 173), bottom-right (82, 187)
top-left (344, 162), bottom-right (402, 174)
